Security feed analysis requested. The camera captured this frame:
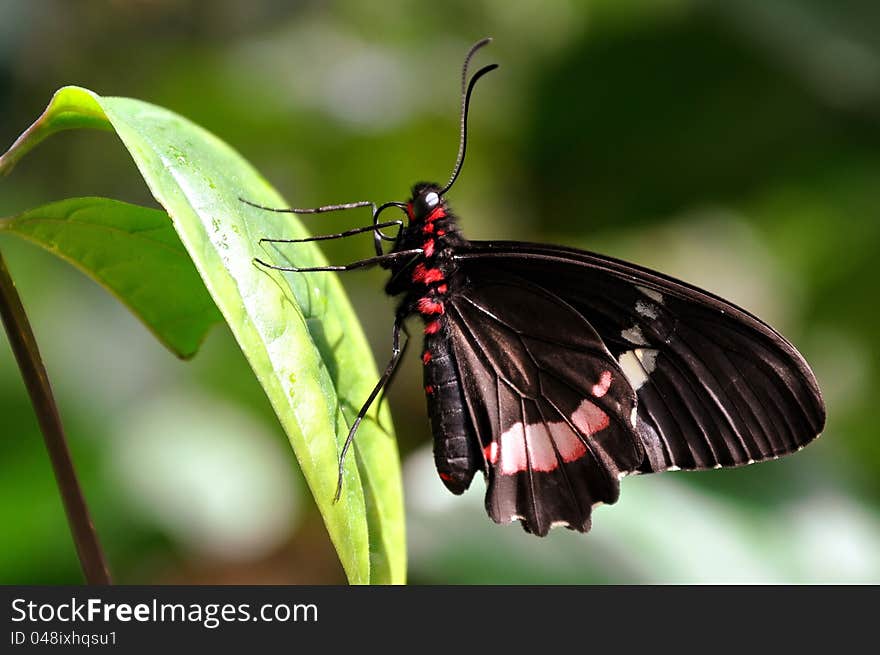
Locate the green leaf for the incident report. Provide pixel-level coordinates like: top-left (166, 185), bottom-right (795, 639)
top-left (0, 86), bottom-right (406, 584)
top-left (0, 197), bottom-right (222, 358)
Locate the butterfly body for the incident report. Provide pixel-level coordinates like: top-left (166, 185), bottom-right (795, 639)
top-left (383, 183), bottom-right (482, 495)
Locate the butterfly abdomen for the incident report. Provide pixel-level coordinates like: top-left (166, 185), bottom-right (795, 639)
top-left (423, 331), bottom-right (482, 494)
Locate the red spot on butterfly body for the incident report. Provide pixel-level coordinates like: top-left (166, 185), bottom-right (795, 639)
top-left (424, 320), bottom-right (441, 334)
top-left (412, 264), bottom-right (444, 285)
top-left (426, 206), bottom-right (446, 222)
top-left (422, 350), bottom-right (432, 364)
top-left (424, 385), bottom-right (434, 394)
top-left (422, 222), bottom-right (435, 234)
top-left (592, 370), bottom-right (613, 398)
top-left (406, 202), bottom-right (414, 220)
top-left (417, 297), bottom-right (445, 315)
top-left (423, 239), bottom-right (435, 257)
top-left (436, 284), bottom-right (448, 294)
top-left (436, 229), bottom-right (446, 236)
top-left (439, 472), bottom-right (452, 482)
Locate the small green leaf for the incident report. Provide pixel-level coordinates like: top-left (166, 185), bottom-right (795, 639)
top-left (0, 197), bottom-right (221, 358)
top-left (0, 86), bottom-right (406, 584)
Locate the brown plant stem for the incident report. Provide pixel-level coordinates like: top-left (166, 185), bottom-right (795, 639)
top-left (0, 249), bottom-right (111, 584)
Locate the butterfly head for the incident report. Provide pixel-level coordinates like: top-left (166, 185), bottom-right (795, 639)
top-left (408, 183), bottom-right (444, 222)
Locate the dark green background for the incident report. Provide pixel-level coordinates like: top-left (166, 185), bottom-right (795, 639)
top-left (1, 0), bottom-right (878, 583)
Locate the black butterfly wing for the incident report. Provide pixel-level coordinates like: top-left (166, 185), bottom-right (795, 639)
top-left (444, 273), bottom-right (645, 536)
top-left (454, 241), bottom-right (826, 478)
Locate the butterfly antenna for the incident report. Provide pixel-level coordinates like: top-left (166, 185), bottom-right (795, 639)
top-left (440, 38), bottom-right (499, 195)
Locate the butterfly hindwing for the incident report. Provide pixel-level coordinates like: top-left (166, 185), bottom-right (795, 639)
top-left (454, 242), bottom-right (826, 477)
top-left (445, 274), bottom-right (643, 536)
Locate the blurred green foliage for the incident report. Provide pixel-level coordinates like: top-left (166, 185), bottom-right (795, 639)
top-left (1, 0), bottom-right (878, 584)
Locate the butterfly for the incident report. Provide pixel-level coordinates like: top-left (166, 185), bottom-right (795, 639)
top-left (246, 38), bottom-right (826, 536)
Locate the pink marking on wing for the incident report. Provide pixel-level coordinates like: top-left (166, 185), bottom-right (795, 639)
top-left (548, 422), bottom-right (588, 462)
top-left (592, 370), bottom-right (613, 398)
top-left (498, 424), bottom-right (527, 475)
top-left (571, 400), bottom-right (610, 436)
top-left (494, 420), bottom-right (592, 475)
top-left (524, 422), bottom-right (559, 472)
top-left (484, 442), bottom-right (499, 464)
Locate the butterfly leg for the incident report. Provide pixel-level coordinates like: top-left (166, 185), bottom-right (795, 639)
top-left (240, 197), bottom-right (376, 216)
top-left (376, 320), bottom-right (410, 431)
top-left (335, 317), bottom-right (408, 501)
top-left (242, 196), bottom-right (411, 255)
top-left (255, 248), bottom-right (424, 274)
top-left (259, 220), bottom-right (403, 244)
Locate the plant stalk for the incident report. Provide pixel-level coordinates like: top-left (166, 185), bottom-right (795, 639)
top-left (0, 249), bottom-right (111, 584)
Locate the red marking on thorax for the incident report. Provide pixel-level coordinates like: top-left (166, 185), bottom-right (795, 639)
top-left (436, 229), bottom-right (446, 236)
top-left (424, 320), bottom-right (441, 335)
top-left (436, 284), bottom-right (448, 294)
top-left (426, 206), bottom-right (446, 222)
top-left (411, 264), bottom-right (444, 285)
top-left (422, 222), bottom-right (434, 234)
top-left (424, 385), bottom-right (434, 394)
top-left (406, 202), bottom-right (414, 220)
top-left (422, 350), bottom-right (432, 364)
top-left (417, 298), bottom-right (445, 315)
top-left (423, 239), bottom-right (435, 257)
top-left (591, 370), bottom-right (613, 398)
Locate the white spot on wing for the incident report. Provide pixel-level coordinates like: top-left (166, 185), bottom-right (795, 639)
top-left (621, 325), bottom-right (648, 345)
top-left (618, 348), bottom-right (659, 391)
top-left (635, 300), bottom-right (659, 319)
top-left (619, 351), bottom-right (647, 389)
top-left (637, 348), bottom-right (658, 374)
